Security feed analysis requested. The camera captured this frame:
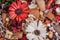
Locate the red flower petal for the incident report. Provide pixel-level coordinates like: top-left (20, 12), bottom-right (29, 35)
top-left (23, 10), bottom-right (29, 13)
top-left (21, 35), bottom-right (27, 40)
top-left (12, 27), bottom-right (17, 32)
top-left (11, 2), bottom-right (17, 9)
top-left (17, 26), bottom-right (21, 29)
top-left (20, 14), bottom-right (25, 18)
top-left (19, 16), bottom-right (22, 21)
top-left (12, 27), bottom-right (16, 30)
top-left (13, 29), bottom-right (17, 33)
top-left (23, 13), bottom-right (28, 18)
top-left (20, 13), bottom-right (28, 20)
top-left (9, 7), bottom-right (15, 11)
top-left (21, 2), bottom-right (27, 9)
top-left (9, 11), bottom-right (17, 19)
top-left (9, 0), bottom-right (28, 21)
top-left (17, 1), bottom-right (21, 9)
top-left (16, 16), bottom-right (19, 21)
top-left (23, 7), bottom-right (28, 11)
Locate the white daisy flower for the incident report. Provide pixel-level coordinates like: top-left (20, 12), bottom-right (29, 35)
top-left (25, 20), bottom-right (47, 40)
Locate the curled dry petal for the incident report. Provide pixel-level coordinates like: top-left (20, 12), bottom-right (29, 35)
top-left (45, 10), bottom-right (56, 21)
top-left (46, 0), bottom-right (54, 9)
top-left (2, 13), bottom-right (7, 24)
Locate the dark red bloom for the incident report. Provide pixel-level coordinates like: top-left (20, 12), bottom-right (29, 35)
top-left (21, 35), bottom-right (27, 40)
top-left (10, 20), bottom-right (22, 33)
top-left (9, 0), bottom-right (28, 21)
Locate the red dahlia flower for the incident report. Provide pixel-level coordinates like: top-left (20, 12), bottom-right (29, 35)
top-left (9, 0), bottom-right (28, 21)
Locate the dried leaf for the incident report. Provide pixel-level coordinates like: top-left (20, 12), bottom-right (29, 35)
top-left (0, 38), bottom-right (4, 40)
top-left (13, 32), bottom-right (23, 39)
top-left (29, 8), bottom-right (40, 19)
top-left (53, 24), bottom-right (60, 34)
top-left (45, 10), bottom-right (56, 21)
top-left (39, 11), bottom-right (45, 22)
top-left (36, 0), bottom-right (46, 11)
top-left (2, 13), bottom-right (7, 24)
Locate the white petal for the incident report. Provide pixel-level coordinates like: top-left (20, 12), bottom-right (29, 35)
top-left (38, 24), bottom-right (46, 31)
top-left (40, 29), bottom-right (46, 38)
top-left (33, 37), bottom-right (39, 40)
top-left (26, 25), bottom-right (35, 32)
top-left (39, 36), bottom-right (44, 40)
top-left (37, 21), bottom-right (46, 38)
top-left (30, 20), bottom-right (37, 29)
top-left (40, 33), bottom-right (46, 38)
top-left (38, 21), bottom-right (44, 28)
top-left (26, 33), bottom-right (36, 40)
top-left (49, 27), bottom-right (55, 32)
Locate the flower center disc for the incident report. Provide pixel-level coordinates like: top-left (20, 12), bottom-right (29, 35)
top-left (34, 30), bottom-right (40, 35)
top-left (15, 9), bottom-right (22, 15)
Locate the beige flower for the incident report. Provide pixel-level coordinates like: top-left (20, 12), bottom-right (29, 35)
top-left (5, 30), bottom-right (13, 39)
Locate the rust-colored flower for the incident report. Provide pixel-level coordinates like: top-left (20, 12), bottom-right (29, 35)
top-left (9, 0), bottom-right (28, 21)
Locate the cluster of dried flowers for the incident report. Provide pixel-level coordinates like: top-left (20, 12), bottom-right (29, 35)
top-left (0, 0), bottom-right (60, 40)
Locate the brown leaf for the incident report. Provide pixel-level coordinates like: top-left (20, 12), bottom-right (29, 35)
top-left (13, 32), bottom-right (23, 39)
top-left (29, 8), bottom-right (40, 19)
top-left (36, 0), bottom-right (46, 11)
top-left (45, 10), bottom-right (56, 21)
top-left (0, 38), bottom-right (4, 40)
top-left (2, 13), bottom-right (10, 27)
top-left (53, 24), bottom-right (60, 34)
top-left (2, 13), bottom-right (7, 24)
top-left (39, 11), bottom-right (45, 22)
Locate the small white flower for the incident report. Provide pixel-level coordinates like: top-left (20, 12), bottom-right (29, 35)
top-left (25, 20), bottom-right (47, 40)
top-left (56, 7), bottom-right (60, 13)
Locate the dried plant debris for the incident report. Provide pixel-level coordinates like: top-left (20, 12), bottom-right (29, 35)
top-left (0, 0), bottom-right (60, 40)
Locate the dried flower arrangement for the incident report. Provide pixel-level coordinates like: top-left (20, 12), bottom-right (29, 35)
top-left (0, 0), bottom-right (60, 40)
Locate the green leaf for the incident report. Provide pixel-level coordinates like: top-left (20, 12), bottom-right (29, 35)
top-left (0, 0), bottom-right (2, 4)
top-left (7, 0), bottom-right (10, 1)
top-left (5, 2), bottom-right (9, 5)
